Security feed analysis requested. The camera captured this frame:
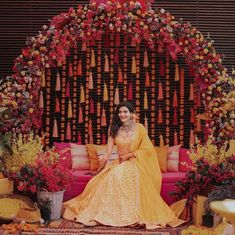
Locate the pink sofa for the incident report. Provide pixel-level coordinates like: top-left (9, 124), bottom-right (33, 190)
top-left (64, 170), bottom-right (187, 205)
top-left (54, 142), bottom-right (192, 205)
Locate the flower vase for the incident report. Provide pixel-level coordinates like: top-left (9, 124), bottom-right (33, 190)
top-left (37, 191), bottom-right (64, 220)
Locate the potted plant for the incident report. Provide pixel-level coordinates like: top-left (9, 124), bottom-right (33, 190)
top-left (203, 185), bottom-right (235, 227)
top-left (10, 147), bottom-right (75, 220)
top-left (171, 135), bottom-right (235, 215)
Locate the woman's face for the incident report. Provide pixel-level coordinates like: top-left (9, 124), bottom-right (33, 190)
top-left (118, 106), bottom-right (131, 123)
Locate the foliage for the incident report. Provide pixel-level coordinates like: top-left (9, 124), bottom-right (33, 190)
top-left (171, 136), bottom-right (235, 207)
top-left (171, 158), bottom-right (235, 208)
top-left (10, 148), bottom-right (75, 193)
top-left (190, 135), bottom-right (232, 165)
top-left (5, 133), bottom-right (43, 173)
top-left (0, 132), bottom-right (13, 173)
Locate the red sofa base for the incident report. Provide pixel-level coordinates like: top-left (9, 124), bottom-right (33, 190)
top-left (64, 170), bottom-right (186, 205)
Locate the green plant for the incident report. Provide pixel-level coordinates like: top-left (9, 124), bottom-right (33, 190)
top-left (0, 107), bottom-right (14, 175)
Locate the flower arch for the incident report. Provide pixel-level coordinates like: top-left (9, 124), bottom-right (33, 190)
top-left (1, 0), bottom-right (235, 144)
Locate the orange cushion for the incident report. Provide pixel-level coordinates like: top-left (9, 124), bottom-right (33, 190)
top-left (155, 145), bottom-right (168, 172)
top-left (86, 144), bottom-right (106, 171)
top-left (86, 144), bottom-right (118, 171)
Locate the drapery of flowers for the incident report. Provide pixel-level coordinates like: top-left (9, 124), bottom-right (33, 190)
top-left (0, 0), bottom-right (234, 145)
top-left (171, 135), bottom-right (235, 207)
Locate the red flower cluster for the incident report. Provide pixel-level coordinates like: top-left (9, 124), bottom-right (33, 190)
top-left (10, 148), bottom-right (75, 193)
top-left (171, 157), bottom-right (235, 208)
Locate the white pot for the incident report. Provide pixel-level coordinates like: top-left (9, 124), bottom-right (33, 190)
top-left (37, 191), bottom-right (64, 220)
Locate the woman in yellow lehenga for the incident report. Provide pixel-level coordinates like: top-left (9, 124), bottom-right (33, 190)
top-left (63, 101), bottom-right (186, 229)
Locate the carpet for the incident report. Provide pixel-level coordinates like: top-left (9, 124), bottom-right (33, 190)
top-left (17, 220), bottom-right (189, 235)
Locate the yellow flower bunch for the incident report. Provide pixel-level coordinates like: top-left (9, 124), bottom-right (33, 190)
top-left (0, 93), bottom-right (18, 108)
top-left (181, 225), bottom-right (213, 235)
top-left (5, 133), bottom-right (44, 173)
top-left (190, 135), bottom-right (231, 165)
top-left (181, 221), bottom-right (230, 235)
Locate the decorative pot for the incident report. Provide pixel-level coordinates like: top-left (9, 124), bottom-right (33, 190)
top-left (0, 178), bottom-right (13, 194)
top-left (37, 191), bottom-right (64, 220)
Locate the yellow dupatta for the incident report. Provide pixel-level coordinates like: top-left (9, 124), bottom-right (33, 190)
top-left (130, 123), bottom-right (185, 227)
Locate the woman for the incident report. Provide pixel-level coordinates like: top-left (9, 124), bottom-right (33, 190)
top-left (63, 101), bottom-right (186, 229)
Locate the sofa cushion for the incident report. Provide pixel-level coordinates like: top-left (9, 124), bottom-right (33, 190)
top-left (86, 144), bottom-right (105, 171)
top-left (86, 144), bottom-right (118, 171)
top-left (162, 172), bottom-right (186, 183)
top-left (155, 145), bottom-right (168, 172)
top-left (179, 148), bottom-right (193, 172)
top-left (70, 143), bottom-right (90, 170)
top-left (167, 145), bottom-right (180, 172)
top-left (54, 142), bottom-right (70, 150)
top-left (53, 142), bottom-right (72, 169)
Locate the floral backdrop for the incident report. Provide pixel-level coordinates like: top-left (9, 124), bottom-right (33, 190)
top-left (0, 0), bottom-right (234, 146)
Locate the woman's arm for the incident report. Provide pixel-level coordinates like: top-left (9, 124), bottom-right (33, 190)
top-left (96, 133), bottom-right (115, 173)
top-left (119, 152), bottom-right (136, 163)
top-left (104, 135), bottom-right (115, 161)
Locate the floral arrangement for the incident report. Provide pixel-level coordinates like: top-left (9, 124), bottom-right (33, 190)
top-left (10, 148), bottom-right (74, 193)
top-left (0, 0), bottom-right (234, 145)
top-left (5, 133), bottom-right (44, 173)
top-left (171, 136), bottom-right (235, 207)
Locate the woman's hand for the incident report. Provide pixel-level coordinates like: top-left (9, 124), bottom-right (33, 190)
top-left (96, 155), bottom-right (108, 174)
top-left (119, 152), bottom-right (134, 163)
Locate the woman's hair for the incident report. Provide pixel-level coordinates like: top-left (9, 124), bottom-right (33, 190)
top-left (109, 101), bottom-right (134, 138)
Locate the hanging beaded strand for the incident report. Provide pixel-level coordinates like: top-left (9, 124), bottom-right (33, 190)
top-left (60, 59), bottom-right (67, 142)
top-left (109, 34), bottom-right (114, 121)
top-left (72, 49), bottom-right (78, 142)
top-left (45, 68), bottom-right (51, 146)
top-left (165, 54), bottom-right (170, 145)
top-left (179, 67), bottom-right (185, 146)
top-left (123, 35), bottom-right (128, 101)
top-left (150, 49), bottom-right (156, 145)
top-left (96, 39), bottom-right (102, 144)
top-left (85, 44), bottom-right (91, 144)
top-left (135, 45), bottom-right (140, 118)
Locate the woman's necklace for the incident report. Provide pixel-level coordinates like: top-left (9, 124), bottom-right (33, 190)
top-left (118, 121), bottom-right (135, 138)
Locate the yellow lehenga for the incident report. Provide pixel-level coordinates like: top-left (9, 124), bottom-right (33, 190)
top-left (63, 123), bottom-right (186, 229)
